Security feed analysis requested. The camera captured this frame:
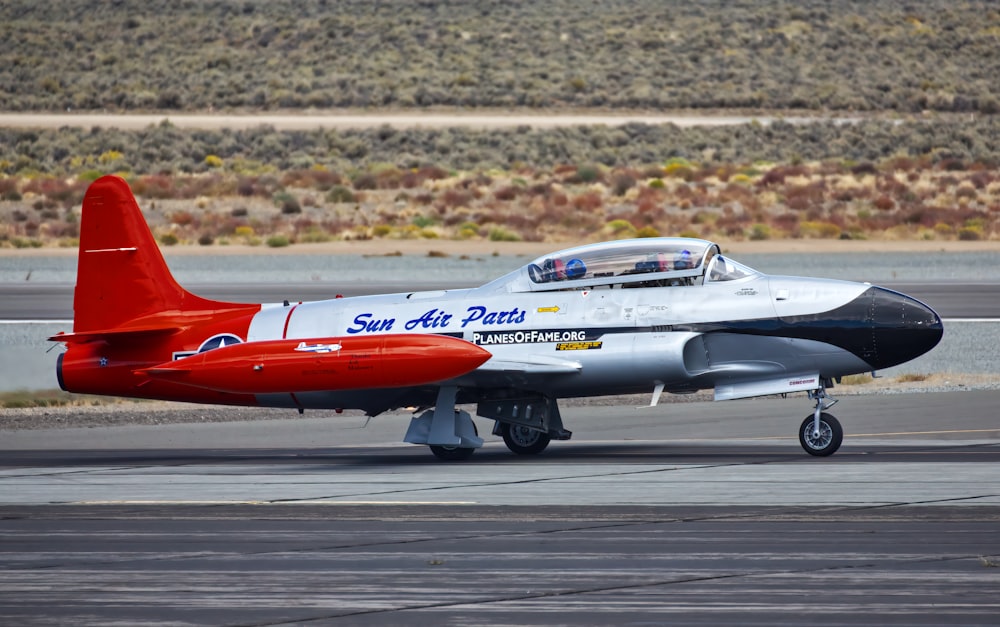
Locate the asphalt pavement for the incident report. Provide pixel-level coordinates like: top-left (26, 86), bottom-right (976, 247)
top-left (1, 392), bottom-right (998, 626)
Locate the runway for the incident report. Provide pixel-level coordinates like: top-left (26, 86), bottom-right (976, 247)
top-left (2, 392), bottom-right (999, 625)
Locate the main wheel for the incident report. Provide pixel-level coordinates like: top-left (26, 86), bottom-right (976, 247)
top-left (429, 445), bottom-right (475, 461)
top-left (500, 423), bottom-right (551, 455)
top-left (798, 412), bottom-right (843, 457)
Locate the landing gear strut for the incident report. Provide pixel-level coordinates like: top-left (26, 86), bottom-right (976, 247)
top-left (799, 387), bottom-right (843, 456)
top-left (404, 386), bottom-right (483, 461)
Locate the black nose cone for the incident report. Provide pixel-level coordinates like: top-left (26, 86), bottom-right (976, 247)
top-left (867, 287), bottom-right (944, 369)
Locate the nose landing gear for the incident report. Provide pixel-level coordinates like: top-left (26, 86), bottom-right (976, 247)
top-left (799, 388), bottom-right (843, 456)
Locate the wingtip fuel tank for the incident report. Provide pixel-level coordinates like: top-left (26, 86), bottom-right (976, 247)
top-left (137, 334), bottom-right (491, 394)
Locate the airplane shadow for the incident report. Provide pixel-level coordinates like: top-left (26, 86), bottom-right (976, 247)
top-left (2, 440), bottom-right (997, 470)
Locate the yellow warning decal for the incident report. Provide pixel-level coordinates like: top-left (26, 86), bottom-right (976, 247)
top-left (556, 341), bottom-right (603, 351)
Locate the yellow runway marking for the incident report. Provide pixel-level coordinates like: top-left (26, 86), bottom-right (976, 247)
top-left (74, 500), bottom-right (478, 506)
top-left (847, 428), bottom-right (1000, 438)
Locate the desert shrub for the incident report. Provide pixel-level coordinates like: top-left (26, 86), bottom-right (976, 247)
top-left (352, 173), bottom-right (377, 190)
top-left (872, 195), bottom-right (895, 211)
top-left (274, 191), bottom-right (301, 214)
top-left (799, 221), bottom-right (842, 239)
top-left (488, 227), bottom-right (521, 241)
top-left (197, 233), bottom-right (214, 246)
top-left (957, 226), bottom-right (982, 240)
top-left (493, 186), bottom-right (520, 201)
top-left (266, 234), bottom-right (290, 247)
top-left (635, 226), bottom-right (660, 237)
top-left (611, 173), bottom-right (636, 196)
top-left (457, 222), bottom-right (480, 239)
top-left (327, 185), bottom-right (356, 203)
top-left (748, 223), bottom-right (772, 240)
top-left (664, 161), bottom-right (694, 181)
top-left (170, 210), bottom-right (195, 226)
top-left (574, 165), bottom-right (602, 183)
top-left (606, 219), bottom-right (636, 235)
top-left (159, 233), bottom-right (179, 246)
top-left (441, 188), bottom-right (473, 208)
top-left (371, 224), bottom-right (392, 238)
top-left (572, 191), bottom-right (603, 211)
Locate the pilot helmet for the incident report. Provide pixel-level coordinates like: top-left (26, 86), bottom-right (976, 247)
top-left (675, 249), bottom-right (692, 269)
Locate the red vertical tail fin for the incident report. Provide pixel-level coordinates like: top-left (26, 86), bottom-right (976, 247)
top-left (72, 175), bottom-right (233, 332)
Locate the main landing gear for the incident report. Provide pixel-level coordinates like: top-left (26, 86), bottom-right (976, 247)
top-left (403, 386), bottom-right (483, 461)
top-left (799, 387), bottom-right (843, 457)
top-left (497, 423), bottom-right (552, 455)
top-left (485, 395), bottom-right (571, 456)
top-left (406, 390), bottom-right (572, 460)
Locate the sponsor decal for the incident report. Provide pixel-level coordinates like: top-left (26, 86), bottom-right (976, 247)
top-left (294, 342), bottom-right (341, 354)
top-left (736, 288), bottom-right (758, 296)
top-left (347, 306), bottom-right (526, 334)
top-left (556, 341), bottom-right (603, 351)
top-left (788, 377), bottom-right (817, 387)
top-left (472, 329), bottom-right (598, 345)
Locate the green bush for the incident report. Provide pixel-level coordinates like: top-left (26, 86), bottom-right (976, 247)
top-left (748, 223), bottom-right (772, 240)
top-left (274, 191), bottom-right (301, 214)
top-left (266, 234), bottom-right (291, 247)
top-left (488, 227), bottom-right (521, 241)
top-left (327, 185), bottom-right (356, 203)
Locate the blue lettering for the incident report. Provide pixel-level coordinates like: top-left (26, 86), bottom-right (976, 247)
top-left (347, 313), bottom-right (395, 334)
top-left (461, 306), bottom-right (486, 328)
top-left (461, 306), bottom-right (526, 328)
top-left (405, 308), bottom-right (453, 331)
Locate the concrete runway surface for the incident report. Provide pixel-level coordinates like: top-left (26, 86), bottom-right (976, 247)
top-left (2, 391), bottom-right (999, 625)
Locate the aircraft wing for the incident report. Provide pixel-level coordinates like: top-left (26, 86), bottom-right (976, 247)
top-left (476, 355), bottom-right (583, 374)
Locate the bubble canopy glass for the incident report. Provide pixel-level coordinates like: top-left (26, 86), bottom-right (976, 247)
top-left (487, 238), bottom-right (755, 293)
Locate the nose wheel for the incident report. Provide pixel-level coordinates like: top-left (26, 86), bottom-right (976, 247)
top-left (799, 387), bottom-right (843, 456)
top-left (798, 412), bottom-right (843, 456)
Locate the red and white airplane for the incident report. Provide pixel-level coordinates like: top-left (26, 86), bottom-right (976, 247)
top-left (51, 175), bottom-right (943, 459)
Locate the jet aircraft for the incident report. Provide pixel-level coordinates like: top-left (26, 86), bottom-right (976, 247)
top-left (52, 176), bottom-right (943, 459)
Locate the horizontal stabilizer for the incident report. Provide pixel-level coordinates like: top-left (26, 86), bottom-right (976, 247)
top-left (49, 326), bottom-right (181, 345)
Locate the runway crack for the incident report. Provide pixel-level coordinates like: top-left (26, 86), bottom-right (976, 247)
top-left (234, 550), bottom-right (982, 626)
top-left (262, 458), bottom-right (787, 504)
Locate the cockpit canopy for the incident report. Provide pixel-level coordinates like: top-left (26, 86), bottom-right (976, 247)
top-left (486, 237), bottom-right (759, 293)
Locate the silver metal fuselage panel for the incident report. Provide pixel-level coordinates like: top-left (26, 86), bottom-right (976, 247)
top-left (247, 271), bottom-right (877, 412)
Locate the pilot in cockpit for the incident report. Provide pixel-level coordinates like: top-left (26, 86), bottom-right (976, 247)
top-left (674, 249), bottom-right (694, 270)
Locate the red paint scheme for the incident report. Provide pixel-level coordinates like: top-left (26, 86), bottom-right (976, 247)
top-left (51, 176), bottom-right (489, 405)
top-left (138, 334), bottom-right (490, 394)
